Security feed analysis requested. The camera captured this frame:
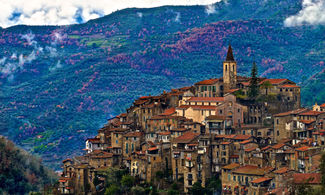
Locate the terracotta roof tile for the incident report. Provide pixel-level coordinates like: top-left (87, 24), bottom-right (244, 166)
top-left (296, 146), bottom-right (310, 152)
top-left (260, 78), bottom-right (288, 85)
top-left (299, 110), bottom-right (325, 116)
top-left (271, 143), bottom-right (286, 150)
top-left (293, 173), bottom-right (321, 184)
top-left (244, 146), bottom-right (257, 152)
top-left (173, 132), bottom-right (200, 143)
top-left (273, 167), bottom-right (290, 174)
top-left (177, 105), bottom-right (217, 110)
top-left (221, 142), bottom-right (231, 145)
top-left (274, 108), bottom-right (308, 117)
top-left (251, 177), bottom-right (272, 184)
top-left (240, 140), bottom-right (251, 144)
top-left (124, 131), bottom-right (143, 137)
top-left (222, 163), bottom-right (240, 170)
top-left (299, 120), bottom-right (316, 124)
top-left (206, 115), bottom-right (226, 120)
top-left (195, 78), bottom-right (220, 85)
top-left (280, 84), bottom-right (300, 88)
top-left (187, 97), bottom-right (224, 102)
top-left (148, 147), bottom-right (158, 151)
top-left (232, 165), bottom-right (265, 175)
top-left (233, 135), bottom-right (252, 140)
top-left (320, 103), bottom-right (325, 108)
top-left (160, 107), bottom-right (176, 116)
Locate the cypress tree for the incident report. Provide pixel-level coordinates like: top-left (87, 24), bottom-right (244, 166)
top-left (248, 61), bottom-right (259, 99)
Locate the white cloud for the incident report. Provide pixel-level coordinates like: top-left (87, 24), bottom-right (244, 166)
top-left (205, 4), bottom-right (217, 15)
top-left (284, 0), bottom-right (325, 27)
top-left (174, 12), bottom-right (181, 22)
top-left (0, 0), bottom-right (221, 28)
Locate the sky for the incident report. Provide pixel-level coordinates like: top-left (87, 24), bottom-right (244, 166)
top-left (0, 0), bottom-right (324, 28)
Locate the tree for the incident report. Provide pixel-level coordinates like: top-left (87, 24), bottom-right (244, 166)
top-left (320, 152), bottom-right (325, 190)
top-left (190, 182), bottom-right (205, 195)
top-left (248, 61), bottom-right (259, 99)
top-left (105, 184), bottom-right (119, 195)
top-left (121, 175), bottom-right (135, 189)
top-left (260, 80), bottom-right (272, 95)
top-left (131, 186), bottom-right (145, 195)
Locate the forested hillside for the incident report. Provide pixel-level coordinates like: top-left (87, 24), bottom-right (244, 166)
top-left (0, 136), bottom-right (57, 194)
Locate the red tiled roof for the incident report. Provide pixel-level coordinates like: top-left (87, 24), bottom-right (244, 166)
top-left (148, 147), bottom-right (158, 151)
top-left (299, 120), bottom-right (316, 124)
top-left (261, 145), bottom-right (271, 151)
top-left (177, 105), bottom-right (217, 110)
top-left (221, 142), bottom-right (231, 145)
top-left (271, 143), bottom-right (286, 150)
top-left (240, 82), bottom-right (250, 86)
top-left (86, 138), bottom-right (100, 143)
top-left (124, 131), bottom-right (143, 137)
top-left (233, 135), bottom-right (252, 140)
top-left (224, 134), bottom-right (236, 139)
top-left (215, 135), bottom-right (226, 139)
top-left (274, 108), bottom-right (308, 117)
top-left (260, 78), bottom-right (288, 85)
top-left (232, 165), bottom-right (265, 175)
top-left (293, 173), bottom-right (321, 184)
top-left (188, 143), bottom-right (198, 146)
top-left (160, 107), bottom-right (176, 116)
top-left (158, 132), bottom-right (171, 135)
top-left (245, 147), bottom-right (257, 152)
top-left (280, 84), bottom-right (300, 88)
top-left (228, 88), bottom-right (240, 93)
top-left (222, 163), bottom-right (240, 170)
top-left (62, 158), bottom-right (72, 163)
top-left (187, 97), bottom-right (224, 102)
top-left (206, 115), bottom-right (226, 120)
top-left (195, 78), bottom-right (220, 85)
top-left (299, 110), bottom-right (325, 116)
top-left (251, 177), bottom-right (272, 184)
top-left (173, 132), bottom-right (200, 143)
top-left (273, 167), bottom-right (290, 174)
top-left (240, 140), bottom-right (251, 144)
top-left (296, 146), bottom-right (310, 152)
top-left (320, 103), bottom-right (325, 108)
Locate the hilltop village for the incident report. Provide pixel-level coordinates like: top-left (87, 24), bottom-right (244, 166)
top-left (58, 45), bottom-right (325, 194)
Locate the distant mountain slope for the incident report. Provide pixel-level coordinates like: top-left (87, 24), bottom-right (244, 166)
top-left (0, 0), bottom-right (324, 168)
top-left (301, 68), bottom-right (325, 106)
top-left (0, 136), bottom-right (57, 194)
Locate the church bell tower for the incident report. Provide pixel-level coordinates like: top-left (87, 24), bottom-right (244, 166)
top-left (223, 44), bottom-right (237, 93)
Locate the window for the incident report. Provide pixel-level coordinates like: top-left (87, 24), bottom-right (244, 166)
top-left (277, 131), bottom-right (279, 136)
top-left (238, 109), bottom-right (240, 113)
top-left (277, 119), bottom-right (279, 125)
top-left (219, 110), bottom-right (222, 114)
top-left (126, 137), bottom-right (128, 140)
top-left (125, 143), bottom-right (129, 154)
top-left (222, 145), bottom-right (226, 150)
top-left (116, 140), bottom-right (118, 144)
top-left (115, 134), bottom-right (118, 138)
top-left (225, 65), bottom-right (228, 71)
top-left (188, 180), bottom-right (192, 186)
top-left (233, 176), bottom-right (236, 181)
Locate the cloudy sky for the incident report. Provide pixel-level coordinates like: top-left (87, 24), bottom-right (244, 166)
top-left (0, 0), bottom-right (324, 28)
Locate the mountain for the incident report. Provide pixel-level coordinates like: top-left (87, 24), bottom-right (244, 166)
top-left (0, 0), bottom-right (324, 169)
top-left (0, 136), bottom-right (57, 194)
top-left (301, 68), bottom-right (325, 106)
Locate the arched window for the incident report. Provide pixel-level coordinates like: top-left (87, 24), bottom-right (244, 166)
top-left (225, 65), bottom-right (228, 71)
